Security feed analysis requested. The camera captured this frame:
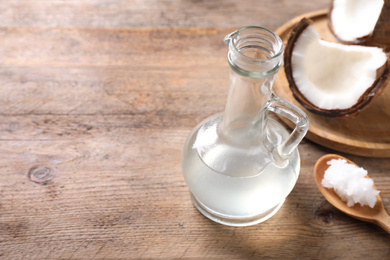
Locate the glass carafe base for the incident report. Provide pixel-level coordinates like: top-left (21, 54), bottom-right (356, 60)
top-left (191, 192), bottom-right (285, 226)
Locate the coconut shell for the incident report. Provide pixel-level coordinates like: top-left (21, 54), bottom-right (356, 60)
top-left (284, 18), bottom-right (390, 118)
top-left (366, 0), bottom-right (390, 50)
top-left (328, 0), bottom-right (390, 50)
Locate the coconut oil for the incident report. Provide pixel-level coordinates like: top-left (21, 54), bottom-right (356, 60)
top-left (182, 115), bottom-right (300, 226)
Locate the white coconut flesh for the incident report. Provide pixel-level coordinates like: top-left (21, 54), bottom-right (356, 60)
top-left (291, 25), bottom-right (387, 110)
top-left (331, 0), bottom-right (384, 42)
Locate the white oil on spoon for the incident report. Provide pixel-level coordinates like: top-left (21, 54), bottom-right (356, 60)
top-left (314, 154), bottom-right (390, 234)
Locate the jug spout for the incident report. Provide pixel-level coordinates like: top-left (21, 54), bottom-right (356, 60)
top-left (223, 30), bottom-right (239, 45)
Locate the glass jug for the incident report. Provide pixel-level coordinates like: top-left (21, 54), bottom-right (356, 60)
top-left (181, 26), bottom-right (309, 226)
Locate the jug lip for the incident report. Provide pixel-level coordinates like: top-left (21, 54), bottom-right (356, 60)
top-left (225, 26), bottom-right (284, 78)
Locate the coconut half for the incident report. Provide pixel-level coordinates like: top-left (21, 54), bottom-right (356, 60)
top-left (284, 18), bottom-right (390, 117)
top-left (329, 0), bottom-right (384, 44)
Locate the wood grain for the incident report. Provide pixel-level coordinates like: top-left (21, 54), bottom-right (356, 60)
top-left (0, 0), bottom-right (390, 259)
top-left (0, 0), bottom-right (330, 28)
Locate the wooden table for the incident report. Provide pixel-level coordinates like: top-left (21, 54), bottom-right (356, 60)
top-left (1, 1), bottom-right (389, 259)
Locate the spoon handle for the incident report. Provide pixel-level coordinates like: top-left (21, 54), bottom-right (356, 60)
top-left (376, 210), bottom-right (390, 234)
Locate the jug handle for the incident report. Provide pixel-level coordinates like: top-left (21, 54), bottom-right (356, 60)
top-left (265, 93), bottom-right (309, 166)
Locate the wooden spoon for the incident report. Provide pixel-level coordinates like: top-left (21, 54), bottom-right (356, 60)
top-left (314, 154), bottom-right (390, 234)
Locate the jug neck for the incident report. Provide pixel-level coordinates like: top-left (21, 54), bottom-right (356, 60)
top-left (221, 26), bottom-right (284, 143)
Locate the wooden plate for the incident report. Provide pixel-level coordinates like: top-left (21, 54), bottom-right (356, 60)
top-left (274, 9), bottom-right (390, 158)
